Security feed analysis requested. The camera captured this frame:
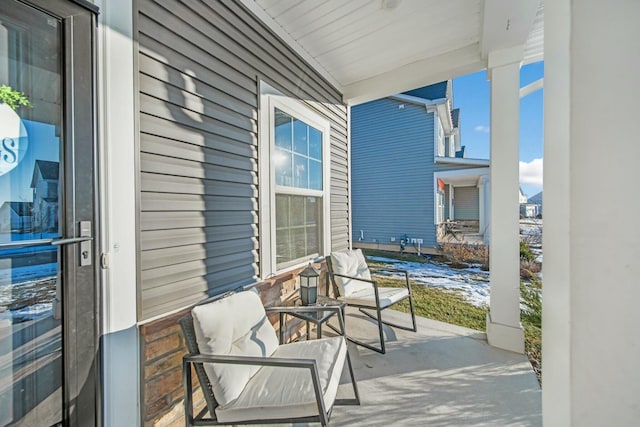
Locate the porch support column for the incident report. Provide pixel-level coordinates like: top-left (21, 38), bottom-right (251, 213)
top-left (486, 47), bottom-right (524, 353)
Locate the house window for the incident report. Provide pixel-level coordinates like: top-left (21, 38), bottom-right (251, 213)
top-left (259, 91), bottom-right (331, 275)
top-left (436, 190), bottom-right (445, 223)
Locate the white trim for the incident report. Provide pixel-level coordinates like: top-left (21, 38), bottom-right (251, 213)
top-left (435, 157), bottom-right (491, 166)
top-left (520, 77), bottom-right (544, 98)
top-left (258, 87), bottom-right (332, 278)
top-left (238, 0), bottom-right (342, 92)
top-left (96, 1), bottom-right (140, 425)
top-left (435, 167), bottom-right (491, 179)
top-left (448, 184), bottom-right (455, 220)
top-left (389, 94), bottom-right (448, 108)
top-left (433, 114), bottom-right (439, 159)
top-left (343, 44), bottom-right (487, 105)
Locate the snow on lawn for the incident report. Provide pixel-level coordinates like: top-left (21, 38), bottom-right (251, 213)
top-left (368, 256), bottom-right (491, 307)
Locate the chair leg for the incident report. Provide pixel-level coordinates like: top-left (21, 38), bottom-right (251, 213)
top-left (334, 348), bottom-right (361, 406)
top-left (182, 359), bottom-right (194, 427)
top-left (408, 293), bottom-right (418, 332)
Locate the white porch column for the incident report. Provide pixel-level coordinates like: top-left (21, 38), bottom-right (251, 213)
top-left (544, 0), bottom-right (640, 425)
top-left (486, 48), bottom-right (524, 354)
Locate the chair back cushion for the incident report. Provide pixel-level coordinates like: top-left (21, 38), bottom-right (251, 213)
top-left (191, 290), bottom-right (279, 406)
top-left (330, 249), bottom-right (373, 297)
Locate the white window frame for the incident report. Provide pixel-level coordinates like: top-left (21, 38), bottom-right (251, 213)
top-left (259, 87), bottom-right (331, 278)
top-left (434, 115), bottom-right (445, 157)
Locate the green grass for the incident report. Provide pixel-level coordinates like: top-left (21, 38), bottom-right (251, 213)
top-left (370, 275), bottom-right (488, 332)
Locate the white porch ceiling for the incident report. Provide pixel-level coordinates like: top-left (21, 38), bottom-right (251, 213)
top-left (241, 0), bottom-right (543, 105)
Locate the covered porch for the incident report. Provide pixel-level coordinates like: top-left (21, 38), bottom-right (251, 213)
top-left (331, 309), bottom-right (541, 426)
top-left (92, 0), bottom-right (640, 425)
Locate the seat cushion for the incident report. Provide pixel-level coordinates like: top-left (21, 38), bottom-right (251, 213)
top-left (330, 249), bottom-right (373, 297)
top-left (191, 291), bottom-right (280, 406)
top-left (341, 286), bottom-right (409, 309)
top-left (215, 336), bottom-right (347, 423)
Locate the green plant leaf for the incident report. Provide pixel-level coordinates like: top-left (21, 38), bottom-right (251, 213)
top-left (0, 85), bottom-right (32, 110)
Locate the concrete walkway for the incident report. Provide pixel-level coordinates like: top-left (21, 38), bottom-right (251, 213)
top-left (328, 308), bottom-right (541, 426)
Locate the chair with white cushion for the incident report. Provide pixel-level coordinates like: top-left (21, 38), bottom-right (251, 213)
top-left (179, 290), bottom-right (359, 426)
top-left (327, 249), bottom-right (417, 354)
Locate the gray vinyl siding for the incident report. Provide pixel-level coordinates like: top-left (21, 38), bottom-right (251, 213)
top-left (351, 98), bottom-right (437, 248)
top-left (453, 186), bottom-right (480, 220)
top-left (136, 0), bottom-right (349, 320)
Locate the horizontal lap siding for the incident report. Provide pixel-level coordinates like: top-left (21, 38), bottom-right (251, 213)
top-left (137, 0), bottom-right (349, 320)
top-left (351, 99), bottom-right (437, 248)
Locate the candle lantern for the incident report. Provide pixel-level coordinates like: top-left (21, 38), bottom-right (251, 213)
top-left (299, 263), bottom-right (320, 305)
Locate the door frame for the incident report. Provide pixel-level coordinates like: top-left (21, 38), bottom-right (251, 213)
top-left (17, 0), bottom-right (101, 425)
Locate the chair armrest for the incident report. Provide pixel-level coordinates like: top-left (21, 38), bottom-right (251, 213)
top-left (183, 353), bottom-right (329, 421)
top-left (369, 269), bottom-right (412, 293)
top-left (371, 268), bottom-right (408, 274)
top-left (266, 306), bottom-right (341, 315)
top-left (184, 353), bottom-right (317, 369)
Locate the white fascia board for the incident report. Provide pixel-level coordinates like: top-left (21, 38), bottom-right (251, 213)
top-left (435, 166), bottom-right (490, 179)
top-left (389, 94), bottom-right (448, 107)
top-left (437, 100), bottom-right (453, 134)
top-left (239, 0), bottom-right (343, 92)
top-left (344, 44), bottom-right (486, 105)
top-left (435, 157), bottom-right (491, 167)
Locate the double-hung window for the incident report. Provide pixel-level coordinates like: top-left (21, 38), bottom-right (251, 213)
top-left (259, 92), bottom-right (331, 276)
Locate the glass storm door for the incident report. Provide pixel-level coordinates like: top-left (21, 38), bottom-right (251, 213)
top-left (0, 1), bottom-right (97, 426)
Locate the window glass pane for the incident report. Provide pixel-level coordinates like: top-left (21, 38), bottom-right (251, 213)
top-left (309, 127), bottom-right (322, 160)
top-left (276, 227), bottom-right (290, 264)
top-left (275, 194), bottom-right (322, 267)
top-left (309, 159), bottom-right (322, 191)
top-left (289, 194), bottom-right (304, 226)
top-left (274, 109), bottom-right (292, 150)
top-left (291, 227), bottom-right (306, 260)
top-left (293, 154), bottom-right (308, 189)
top-left (274, 147), bottom-right (292, 186)
top-left (306, 225), bottom-right (318, 251)
top-left (275, 194), bottom-right (288, 228)
top-left (293, 118), bottom-right (308, 155)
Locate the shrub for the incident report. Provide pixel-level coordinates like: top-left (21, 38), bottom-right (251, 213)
top-left (440, 242), bottom-right (488, 265)
top-left (520, 240), bottom-right (536, 261)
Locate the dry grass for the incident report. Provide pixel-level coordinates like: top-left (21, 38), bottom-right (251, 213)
top-left (439, 242), bottom-right (488, 268)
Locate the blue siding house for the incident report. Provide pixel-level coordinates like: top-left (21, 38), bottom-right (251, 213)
top-left (351, 81), bottom-right (490, 252)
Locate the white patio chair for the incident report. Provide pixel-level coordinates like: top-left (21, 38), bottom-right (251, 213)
top-left (326, 249), bottom-right (417, 354)
top-left (179, 290), bottom-right (359, 426)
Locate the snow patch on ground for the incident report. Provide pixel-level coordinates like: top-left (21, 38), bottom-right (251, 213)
top-left (368, 256), bottom-right (491, 307)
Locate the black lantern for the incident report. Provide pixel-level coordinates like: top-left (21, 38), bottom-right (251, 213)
top-left (299, 263), bottom-right (320, 305)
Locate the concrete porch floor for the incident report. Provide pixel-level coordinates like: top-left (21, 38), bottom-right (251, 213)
top-left (327, 308), bottom-right (541, 426)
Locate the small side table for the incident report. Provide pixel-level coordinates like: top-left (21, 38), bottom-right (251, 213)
top-left (287, 295), bottom-right (347, 340)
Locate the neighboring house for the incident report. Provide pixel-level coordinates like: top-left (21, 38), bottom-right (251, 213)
top-left (30, 160), bottom-right (59, 233)
top-left (519, 186), bottom-right (528, 204)
top-left (0, 201), bottom-right (32, 233)
top-left (520, 189), bottom-right (542, 218)
top-left (528, 191), bottom-right (543, 216)
top-left (351, 81), bottom-right (490, 251)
